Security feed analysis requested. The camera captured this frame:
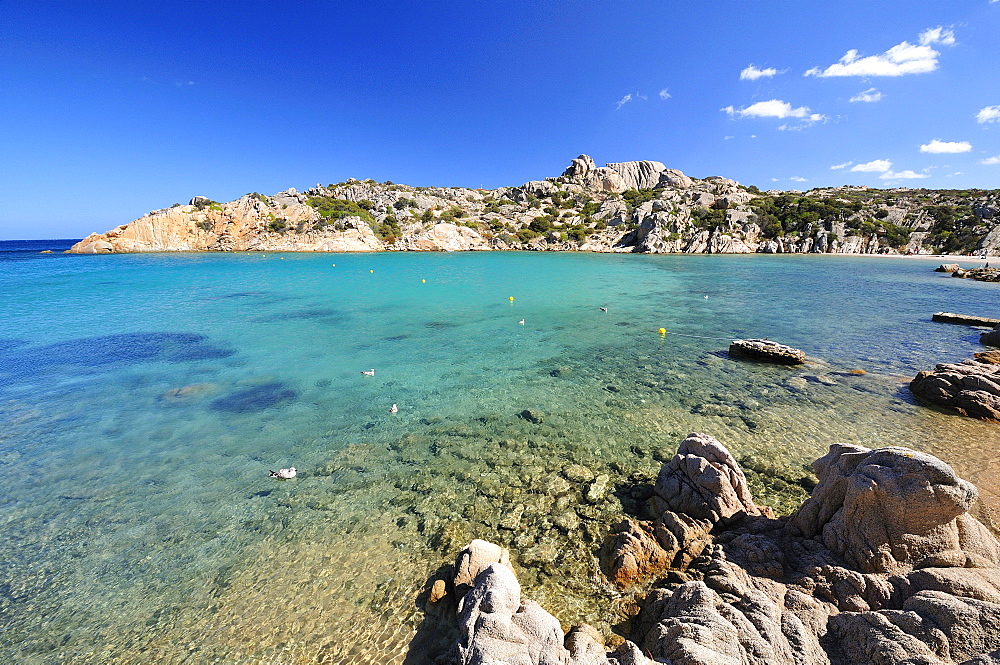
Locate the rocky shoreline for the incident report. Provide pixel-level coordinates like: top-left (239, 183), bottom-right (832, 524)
top-left (67, 155), bottom-right (1000, 257)
top-left (422, 433), bottom-right (1000, 665)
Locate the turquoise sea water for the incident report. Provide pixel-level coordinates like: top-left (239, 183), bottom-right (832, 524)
top-left (2, 244), bottom-right (1000, 663)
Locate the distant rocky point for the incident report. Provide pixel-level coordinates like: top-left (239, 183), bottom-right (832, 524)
top-left (68, 155), bottom-right (1000, 255)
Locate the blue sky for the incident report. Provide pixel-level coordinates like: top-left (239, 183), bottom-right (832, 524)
top-left (2, 0), bottom-right (999, 239)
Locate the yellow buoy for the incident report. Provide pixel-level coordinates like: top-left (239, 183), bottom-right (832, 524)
top-left (332, 264), bottom-right (336, 267)
top-left (370, 270), bottom-right (374, 273)
top-left (421, 279), bottom-right (426, 283)
top-left (508, 296), bottom-right (515, 301)
top-left (658, 328), bottom-right (666, 335)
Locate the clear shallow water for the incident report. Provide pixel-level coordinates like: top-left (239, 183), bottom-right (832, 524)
top-left (2, 245), bottom-right (1000, 663)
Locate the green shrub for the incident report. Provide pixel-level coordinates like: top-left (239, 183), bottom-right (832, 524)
top-left (622, 188), bottom-right (656, 209)
top-left (691, 206), bottom-right (726, 230)
top-left (529, 215), bottom-right (555, 233)
top-left (306, 197), bottom-right (374, 223)
top-left (517, 228), bottom-right (540, 242)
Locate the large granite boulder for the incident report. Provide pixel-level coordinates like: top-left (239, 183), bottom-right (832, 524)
top-left (653, 432), bottom-right (771, 522)
top-left (606, 433), bottom-right (767, 586)
top-left (627, 437), bottom-right (1000, 665)
top-left (439, 541), bottom-right (649, 664)
top-left (786, 444), bottom-right (999, 573)
top-left (910, 358), bottom-right (1000, 422)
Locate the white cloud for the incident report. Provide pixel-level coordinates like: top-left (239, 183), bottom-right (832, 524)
top-left (880, 170), bottom-right (930, 179)
top-left (919, 27), bottom-right (956, 46)
top-left (920, 139), bottom-right (972, 153)
top-left (981, 156), bottom-right (1000, 165)
top-left (977, 106), bottom-right (1000, 123)
top-left (740, 65), bottom-right (779, 80)
top-left (830, 161), bottom-right (853, 170)
top-left (615, 94), bottom-right (632, 110)
top-left (723, 99), bottom-right (822, 120)
top-left (724, 135), bottom-right (734, 140)
top-left (804, 27), bottom-right (954, 77)
top-left (850, 88), bottom-right (883, 103)
top-left (659, 88), bottom-right (671, 100)
top-left (790, 176), bottom-right (808, 182)
top-left (851, 159), bottom-right (892, 173)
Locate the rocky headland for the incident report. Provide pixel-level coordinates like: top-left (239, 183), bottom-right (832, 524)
top-left (425, 433), bottom-right (1000, 665)
top-left (68, 155), bottom-right (1000, 256)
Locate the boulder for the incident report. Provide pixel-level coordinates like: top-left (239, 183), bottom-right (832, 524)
top-left (728, 339), bottom-right (806, 365)
top-left (453, 539), bottom-right (512, 594)
top-left (786, 444), bottom-right (999, 573)
top-left (936, 263), bottom-right (961, 273)
top-left (910, 358), bottom-right (1000, 422)
top-left (626, 436), bottom-right (1000, 665)
top-left (441, 545), bottom-right (648, 664)
top-left (984, 325), bottom-right (1000, 348)
top-left (562, 155), bottom-right (597, 179)
top-left (933, 312), bottom-right (1000, 327)
top-left (653, 432), bottom-right (770, 522)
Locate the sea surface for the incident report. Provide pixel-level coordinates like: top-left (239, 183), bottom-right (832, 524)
top-left (2, 241), bottom-right (999, 663)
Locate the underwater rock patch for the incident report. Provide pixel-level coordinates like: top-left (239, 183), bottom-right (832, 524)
top-left (209, 381), bottom-right (298, 413)
top-left (2, 332), bottom-right (233, 377)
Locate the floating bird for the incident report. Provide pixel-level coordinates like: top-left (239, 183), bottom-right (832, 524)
top-left (361, 369), bottom-right (375, 376)
top-left (599, 307), bottom-right (608, 312)
top-left (389, 404), bottom-right (398, 413)
top-left (269, 467), bottom-right (296, 479)
top-left (518, 319), bottom-right (525, 325)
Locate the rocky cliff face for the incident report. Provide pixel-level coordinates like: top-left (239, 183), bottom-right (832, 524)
top-left (68, 156), bottom-right (1000, 256)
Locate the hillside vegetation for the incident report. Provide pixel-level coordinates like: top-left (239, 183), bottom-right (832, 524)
top-left (68, 155), bottom-right (1000, 255)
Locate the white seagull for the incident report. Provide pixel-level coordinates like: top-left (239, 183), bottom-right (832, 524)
top-left (361, 369), bottom-right (375, 376)
top-left (518, 319), bottom-right (525, 325)
top-left (389, 404), bottom-right (398, 413)
top-left (269, 467), bottom-right (297, 479)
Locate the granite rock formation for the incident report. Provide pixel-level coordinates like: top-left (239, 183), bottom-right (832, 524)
top-left (431, 433), bottom-right (1000, 665)
top-left (728, 339), bottom-right (807, 365)
top-left (910, 357), bottom-right (1000, 421)
top-left (68, 155), bottom-right (1000, 256)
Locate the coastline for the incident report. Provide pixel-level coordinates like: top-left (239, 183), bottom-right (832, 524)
top-left (3, 249), bottom-right (999, 663)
